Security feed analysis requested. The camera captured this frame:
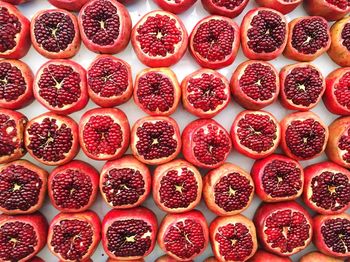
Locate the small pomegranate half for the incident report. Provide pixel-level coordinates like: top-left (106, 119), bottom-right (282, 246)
top-left (153, 0), bottom-right (197, 14)
top-left (230, 60), bottom-right (280, 110)
top-left (328, 17), bottom-right (350, 67)
top-left (280, 111), bottom-right (329, 161)
top-left (254, 0), bottom-right (302, 14)
top-left (25, 112), bottom-right (79, 166)
top-left (131, 10), bottom-right (188, 67)
top-left (153, 159), bottom-right (202, 213)
top-left (249, 249), bottom-right (292, 262)
top-left (0, 109), bottom-right (27, 164)
top-left (203, 163), bottom-right (254, 216)
top-left (134, 68), bottom-right (181, 116)
top-left (158, 210), bottom-right (209, 261)
top-left (48, 210), bottom-right (101, 261)
top-left (102, 207), bottom-right (158, 260)
top-left (100, 155), bottom-right (151, 209)
top-left (79, 108), bottom-right (130, 161)
top-left (131, 116), bottom-right (181, 165)
top-left (33, 59), bottom-right (88, 115)
top-left (201, 0), bottom-right (249, 18)
top-left (254, 201), bottom-right (313, 256)
top-left (300, 251), bottom-right (343, 262)
top-left (189, 15), bottom-right (240, 69)
top-left (48, 0), bottom-right (90, 11)
top-left (241, 8), bottom-right (288, 61)
top-left (181, 68), bottom-right (230, 118)
top-left (304, 0), bottom-right (350, 21)
top-left (87, 55), bottom-right (133, 108)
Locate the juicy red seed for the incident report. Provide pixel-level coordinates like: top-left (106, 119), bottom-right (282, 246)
top-left (339, 129), bottom-right (350, 163)
top-left (325, 0), bottom-right (349, 9)
top-left (264, 210), bottom-right (310, 253)
top-left (215, 223), bottom-right (253, 261)
top-left (164, 219), bottom-right (205, 259)
top-left (0, 62), bottom-right (26, 102)
top-left (0, 114), bottom-right (19, 157)
top-left (51, 219), bottom-right (93, 261)
top-left (136, 14), bottom-right (182, 57)
top-left (0, 6), bottom-right (21, 53)
top-left (106, 219), bottom-right (152, 257)
top-left (334, 72), bottom-right (350, 110)
top-left (342, 22), bottom-right (350, 50)
top-left (212, 0), bottom-right (244, 9)
top-left (101, 168), bottom-right (145, 207)
top-left (247, 10), bottom-right (286, 54)
top-left (291, 17), bottom-right (329, 55)
top-left (192, 19), bottom-right (235, 62)
top-left (321, 218), bottom-right (350, 254)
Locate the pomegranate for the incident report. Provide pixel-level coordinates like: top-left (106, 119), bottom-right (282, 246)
top-left (254, 0), bottom-right (302, 14)
top-left (203, 163), bottom-right (254, 216)
top-left (153, 0), bottom-right (197, 14)
top-left (300, 251), bottom-right (344, 262)
top-left (24, 112), bottom-right (79, 166)
top-left (328, 17), bottom-right (350, 67)
top-left (182, 118), bottom-right (232, 169)
top-left (0, 2), bottom-right (30, 59)
top-left (0, 109), bottom-right (27, 164)
top-left (87, 55), bottom-right (133, 108)
top-left (130, 116), bottom-right (181, 165)
top-left (181, 68), bottom-right (230, 118)
top-left (153, 159), bottom-right (202, 213)
top-left (79, 108), bottom-right (130, 161)
top-left (204, 257), bottom-right (218, 262)
top-left (304, 0), bottom-right (350, 21)
top-left (108, 259), bottom-right (144, 262)
top-left (134, 68), bottom-right (181, 116)
top-left (284, 16), bottom-right (331, 62)
top-left (158, 210), bottom-right (209, 261)
top-left (48, 0), bottom-right (90, 11)
top-left (248, 249), bottom-right (292, 261)
top-left (189, 15), bottom-right (240, 69)
top-left (230, 60), bottom-right (279, 110)
top-left (28, 256), bottom-right (45, 262)
top-left (2, 0), bottom-right (30, 4)
top-left (48, 211), bottom-right (101, 261)
top-left (102, 207), bottom-right (158, 260)
top-left (241, 8), bottom-right (288, 60)
top-left (280, 111), bottom-right (329, 161)
top-left (0, 59), bottom-right (33, 110)
top-left (33, 59), bottom-right (88, 115)
top-left (201, 0), bottom-right (249, 18)
top-left (254, 201), bottom-right (313, 256)
top-left (156, 255), bottom-right (191, 262)
top-left (100, 155), bottom-right (151, 209)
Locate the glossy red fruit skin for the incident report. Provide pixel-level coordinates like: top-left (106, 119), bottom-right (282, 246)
top-left (48, 0), bottom-right (89, 11)
top-left (328, 17), bottom-right (350, 67)
top-left (27, 256), bottom-right (45, 262)
top-left (201, 0), bottom-right (249, 18)
top-left (2, 0), bottom-right (30, 4)
top-left (204, 257), bottom-right (218, 262)
top-left (304, 0), bottom-right (350, 21)
top-left (156, 255), bottom-right (189, 262)
top-left (249, 249), bottom-right (292, 262)
top-left (300, 251), bottom-right (344, 262)
top-left (255, 0), bottom-right (302, 14)
top-left (153, 0), bottom-right (197, 14)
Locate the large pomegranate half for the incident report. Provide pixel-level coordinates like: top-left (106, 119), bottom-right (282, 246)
top-left (153, 0), bottom-right (197, 14)
top-left (131, 10), bottom-right (188, 67)
top-left (304, 0), bottom-right (350, 21)
top-left (328, 17), bottom-right (350, 67)
top-left (300, 251), bottom-right (343, 262)
top-left (48, 0), bottom-right (90, 11)
top-left (254, 0), bottom-right (302, 14)
top-left (189, 15), bottom-right (240, 69)
top-left (201, 0), bottom-right (249, 18)
top-left (249, 249), bottom-right (292, 262)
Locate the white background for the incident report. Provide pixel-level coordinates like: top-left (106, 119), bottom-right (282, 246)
top-left (16, 0), bottom-right (347, 261)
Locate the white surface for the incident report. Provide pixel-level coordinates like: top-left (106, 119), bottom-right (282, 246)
top-left (16, 0), bottom-right (345, 261)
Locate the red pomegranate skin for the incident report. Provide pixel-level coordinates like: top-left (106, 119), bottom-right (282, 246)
top-left (153, 0), bottom-right (197, 14)
top-left (248, 249), bottom-right (292, 261)
top-left (48, 0), bottom-right (90, 11)
top-left (201, 0), bottom-right (249, 18)
top-left (304, 0), bottom-right (350, 21)
top-left (255, 0), bottom-right (302, 14)
top-left (328, 17), bottom-right (350, 67)
top-left (299, 251), bottom-right (344, 262)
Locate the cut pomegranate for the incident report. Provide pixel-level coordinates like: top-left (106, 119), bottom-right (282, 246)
top-left (300, 251), bottom-right (343, 262)
top-left (153, 0), bottom-right (197, 14)
top-left (24, 112), bottom-right (79, 166)
top-left (102, 207), bottom-right (158, 260)
top-left (27, 256), bottom-right (45, 262)
top-left (328, 17), bottom-right (350, 67)
top-left (33, 59), bottom-right (88, 115)
top-left (254, 201), bottom-right (313, 256)
top-left (201, 0), bottom-right (249, 18)
top-left (100, 155), bottom-right (151, 209)
top-left (203, 163), bottom-right (254, 216)
top-left (79, 108), bottom-right (130, 161)
top-left (2, 0), bottom-right (30, 4)
top-left (280, 111), bottom-right (328, 161)
top-left (108, 259), bottom-right (144, 262)
top-left (48, 0), bottom-right (89, 11)
top-left (241, 8), bottom-right (288, 60)
top-left (48, 211), bottom-right (101, 261)
top-left (230, 60), bottom-right (279, 110)
top-left (249, 249), bottom-right (292, 261)
top-left (204, 257), bottom-right (218, 262)
top-left (304, 0), bottom-right (350, 21)
top-left (302, 161), bottom-right (350, 215)
top-left (182, 118), bottom-right (231, 169)
top-left (134, 68), bottom-right (180, 116)
top-left (284, 16), bottom-right (331, 62)
top-left (158, 210), bottom-right (209, 261)
top-left (87, 55), bottom-right (133, 108)
top-left (255, 0), bottom-right (302, 14)
top-left (181, 68), bottom-right (230, 118)
top-left (130, 116), bottom-right (181, 165)
top-left (189, 15), bottom-right (240, 69)
top-left (156, 254), bottom-right (190, 262)
top-left (48, 160), bottom-right (99, 213)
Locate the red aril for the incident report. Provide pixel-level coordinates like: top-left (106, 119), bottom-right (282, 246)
top-left (300, 251), bottom-right (343, 262)
top-left (328, 17), bottom-right (350, 67)
top-left (254, 0), bottom-right (302, 14)
top-left (48, 0), bottom-right (90, 11)
top-left (153, 0), bottom-right (197, 14)
top-left (201, 0), bottom-right (249, 18)
top-left (304, 0), bottom-right (350, 21)
top-left (249, 249), bottom-right (292, 261)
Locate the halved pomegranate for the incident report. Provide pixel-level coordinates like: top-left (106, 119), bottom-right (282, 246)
top-left (102, 207), bottom-right (158, 260)
top-left (280, 111), bottom-right (329, 161)
top-left (254, 201), bottom-right (313, 256)
top-left (108, 259), bottom-right (144, 262)
top-left (328, 17), bottom-right (350, 67)
top-left (249, 249), bottom-right (292, 261)
top-left (34, 59), bottom-right (88, 115)
top-left (24, 112), bottom-right (79, 166)
top-left (79, 108), bottom-right (130, 161)
top-left (302, 161), bottom-right (350, 215)
top-left (130, 116), bottom-right (181, 165)
top-left (204, 257), bottom-right (218, 262)
top-left (153, 0), bottom-right (197, 14)
top-left (78, 0), bottom-right (132, 54)
top-left (156, 255), bottom-right (188, 262)
top-left (87, 55), bottom-right (133, 108)
top-left (284, 16), bottom-right (331, 62)
top-left (48, 0), bottom-right (89, 11)
top-left (203, 163), bottom-right (254, 216)
top-left (189, 15), bottom-right (240, 69)
top-left (48, 211), bottom-right (101, 261)
top-left (182, 118), bottom-right (232, 169)
top-left (28, 256), bottom-right (45, 262)
top-left (230, 60), bottom-right (279, 110)
top-left (153, 159), bottom-right (202, 213)
top-left (241, 8), bottom-right (288, 61)
top-left (2, 0), bottom-right (30, 4)
top-left (100, 155), bottom-right (151, 209)
top-left (134, 68), bottom-right (180, 116)
top-left (300, 251), bottom-right (343, 262)
top-left (304, 0), bottom-right (350, 21)
top-left (254, 0), bottom-right (302, 14)
top-left (201, 0), bottom-right (249, 18)
top-left (158, 210), bottom-right (209, 261)
top-left (181, 68), bottom-right (230, 118)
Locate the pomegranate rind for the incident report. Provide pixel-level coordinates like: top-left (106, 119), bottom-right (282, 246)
top-left (27, 256), bottom-right (45, 262)
top-left (304, 0), bottom-right (350, 21)
top-left (300, 251), bottom-right (344, 262)
top-left (249, 249), bottom-right (292, 262)
top-left (203, 257), bottom-right (218, 262)
top-left (2, 0), bottom-right (30, 4)
top-left (156, 254), bottom-right (189, 262)
top-left (328, 17), bottom-right (350, 67)
top-left (48, 0), bottom-right (90, 11)
top-left (153, 0), bottom-right (197, 14)
top-left (255, 0), bottom-right (302, 14)
top-left (201, 0), bottom-right (249, 18)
